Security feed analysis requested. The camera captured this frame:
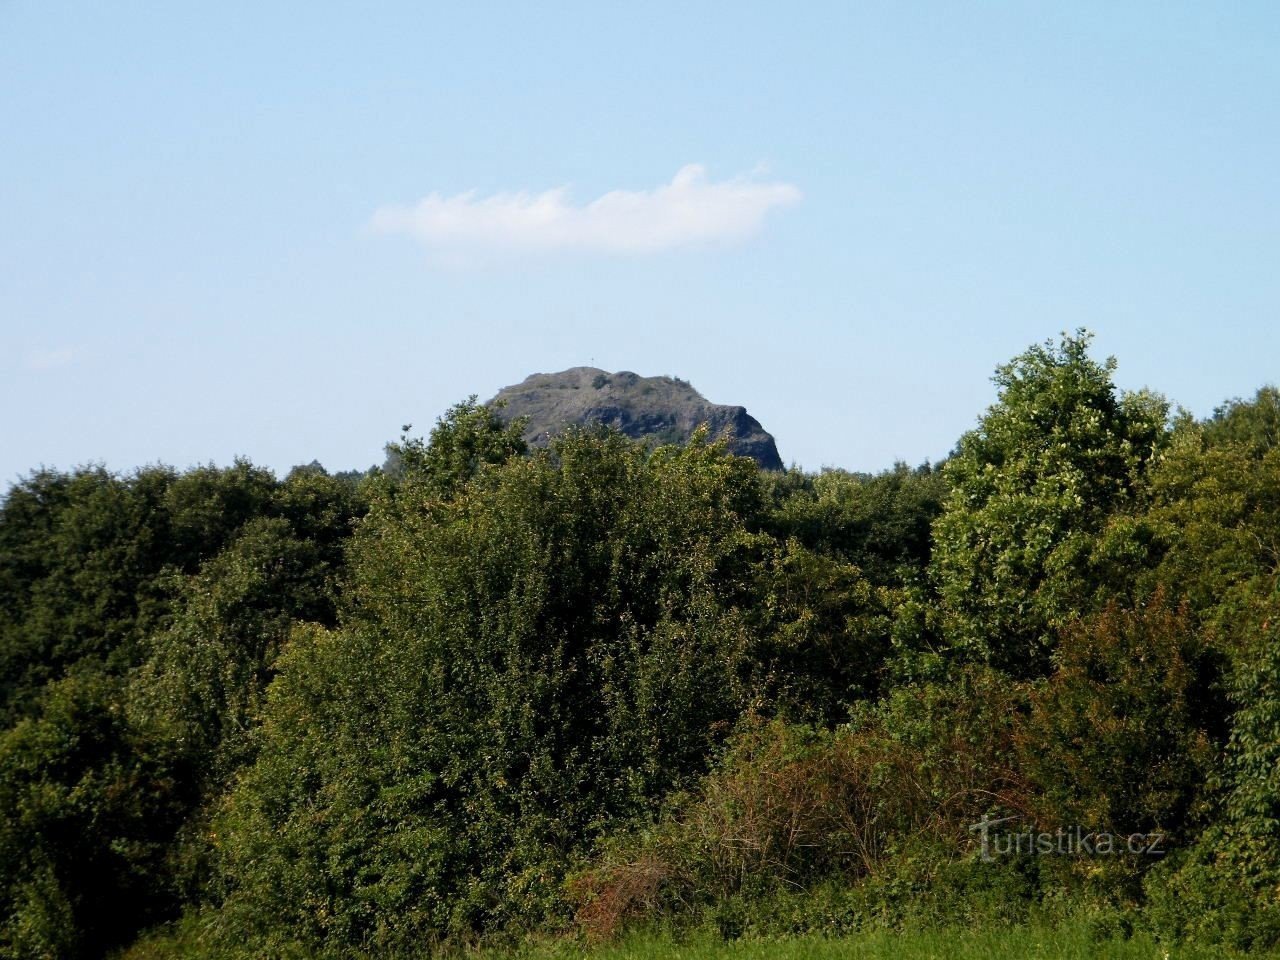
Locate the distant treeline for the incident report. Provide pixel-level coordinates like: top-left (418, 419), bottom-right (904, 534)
top-left (1, 331), bottom-right (1278, 958)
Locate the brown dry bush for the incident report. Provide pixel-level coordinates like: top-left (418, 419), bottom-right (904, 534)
top-left (570, 671), bottom-right (1029, 941)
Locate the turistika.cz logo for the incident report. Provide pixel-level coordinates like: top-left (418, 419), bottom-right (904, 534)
top-left (968, 814), bottom-right (1166, 863)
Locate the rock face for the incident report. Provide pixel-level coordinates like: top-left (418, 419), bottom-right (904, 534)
top-left (488, 367), bottom-right (784, 470)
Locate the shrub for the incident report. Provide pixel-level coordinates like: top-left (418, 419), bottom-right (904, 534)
top-left (570, 669), bottom-right (1028, 942)
top-left (1016, 592), bottom-right (1217, 844)
top-left (205, 433), bottom-right (766, 954)
top-left (933, 331), bottom-right (1168, 676)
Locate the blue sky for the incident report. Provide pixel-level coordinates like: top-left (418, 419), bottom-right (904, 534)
top-left (3, 2), bottom-right (1278, 482)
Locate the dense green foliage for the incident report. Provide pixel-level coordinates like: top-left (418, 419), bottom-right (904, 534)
top-left (933, 335), bottom-right (1169, 674)
top-left (3, 336), bottom-right (1280, 957)
top-left (209, 431), bottom-right (766, 952)
top-left (0, 462), bottom-right (363, 958)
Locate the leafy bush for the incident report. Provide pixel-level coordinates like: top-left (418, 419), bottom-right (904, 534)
top-left (761, 464), bottom-right (948, 586)
top-left (1016, 592), bottom-right (1217, 844)
top-left (1143, 586), bottom-right (1280, 951)
top-left (570, 669), bottom-right (1027, 941)
top-left (0, 463), bottom-right (364, 958)
top-left (205, 432), bottom-right (766, 954)
top-left (933, 331), bottom-right (1168, 676)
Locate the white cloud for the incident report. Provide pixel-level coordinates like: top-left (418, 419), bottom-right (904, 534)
top-left (370, 164), bottom-right (800, 261)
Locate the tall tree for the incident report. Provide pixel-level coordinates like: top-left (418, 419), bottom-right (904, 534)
top-left (932, 331), bottom-right (1168, 675)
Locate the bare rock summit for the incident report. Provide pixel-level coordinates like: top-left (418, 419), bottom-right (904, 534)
top-left (488, 367), bottom-right (783, 470)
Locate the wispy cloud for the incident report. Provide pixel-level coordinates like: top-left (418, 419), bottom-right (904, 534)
top-left (22, 347), bottom-right (77, 371)
top-left (370, 164), bottom-right (800, 262)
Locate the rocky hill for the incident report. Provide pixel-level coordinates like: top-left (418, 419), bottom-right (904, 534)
top-left (488, 367), bottom-right (783, 470)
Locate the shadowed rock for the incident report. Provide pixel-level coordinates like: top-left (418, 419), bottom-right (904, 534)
top-left (488, 367), bottom-right (783, 470)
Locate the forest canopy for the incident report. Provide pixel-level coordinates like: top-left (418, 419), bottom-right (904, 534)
top-left (2, 332), bottom-right (1279, 958)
